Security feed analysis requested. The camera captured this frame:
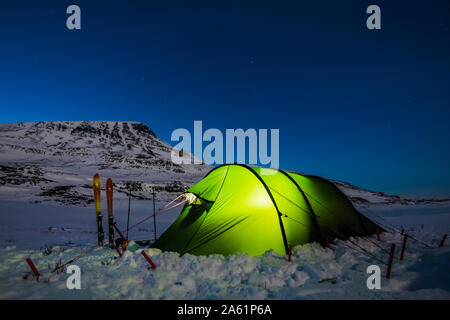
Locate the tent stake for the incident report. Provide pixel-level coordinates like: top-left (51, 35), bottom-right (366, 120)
top-left (386, 244), bottom-right (395, 279)
top-left (288, 245), bottom-right (292, 261)
top-left (400, 234), bottom-right (408, 260)
top-left (26, 258), bottom-right (40, 279)
top-left (141, 250), bottom-right (157, 269)
top-left (439, 234), bottom-right (447, 248)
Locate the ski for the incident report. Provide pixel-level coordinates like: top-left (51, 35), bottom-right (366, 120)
top-left (106, 178), bottom-right (115, 248)
top-left (93, 173), bottom-right (104, 246)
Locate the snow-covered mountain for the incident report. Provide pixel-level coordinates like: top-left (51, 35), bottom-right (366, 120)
top-left (0, 121), bottom-right (211, 205)
top-left (332, 180), bottom-right (450, 207)
top-left (0, 121), bottom-right (448, 207)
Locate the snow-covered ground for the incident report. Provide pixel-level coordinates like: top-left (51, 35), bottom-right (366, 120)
top-left (0, 198), bottom-right (449, 300)
top-left (0, 227), bottom-right (448, 299)
top-left (0, 199), bottom-right (180, 250)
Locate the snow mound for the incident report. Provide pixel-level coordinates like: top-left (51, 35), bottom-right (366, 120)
top-left (1, 231), bottom-right (449, 300)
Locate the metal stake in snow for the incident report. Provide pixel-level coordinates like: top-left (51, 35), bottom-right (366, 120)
top-left (26, 257), bottom-right (40, 279)
top-left (141, 250), bottom-right (157, 269)
top-left (400, 234), bottom-right (408, 261)
top-left (126, 187), bottom-right (131, 240)
top-left (386, 244), bottom-right (395, 279)
top-left (152, 191), bottom-right (157, 242)
top-left (93, 174), bottom-right (104, 247)
top-left (439, 234), bottom-right (447, 248)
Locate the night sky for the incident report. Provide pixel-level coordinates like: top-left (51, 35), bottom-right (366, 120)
top-left (0, 1), bottom-right (449, 197)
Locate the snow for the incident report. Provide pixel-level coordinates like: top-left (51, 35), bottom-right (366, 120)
top-left (0, 198), bottom-right (449, 299)
top-left (1, 121), bottom-right (450, 300)
top-left (0, 199), bottom-right (180, 249)
top-left (0, 229), bottom-right (448, 299)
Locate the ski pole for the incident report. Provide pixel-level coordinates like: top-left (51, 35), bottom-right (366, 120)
top-left (126, 187), bottom-right (131, 240)
top-left (400, 234), bottom-right (408, 261)
top-left (153, 192), bottom-right (157, 242)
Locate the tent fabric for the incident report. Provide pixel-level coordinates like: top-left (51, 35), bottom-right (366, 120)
top-left (151, 164), bottom-right (381, 256)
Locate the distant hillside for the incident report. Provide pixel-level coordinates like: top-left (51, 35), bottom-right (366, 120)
top-left (0, 121), bottom-right (210, 205)
top-left (1, 121), bottom-right (448, 207)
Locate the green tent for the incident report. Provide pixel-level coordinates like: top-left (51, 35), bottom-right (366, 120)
top-left (151, 164), bottom-right (380, 256)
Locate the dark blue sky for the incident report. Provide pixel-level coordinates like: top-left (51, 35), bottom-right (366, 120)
top-left (0, 1), bottom-right (449, 197)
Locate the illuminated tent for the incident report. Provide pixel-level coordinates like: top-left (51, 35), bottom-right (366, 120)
top-left (151, 164), bottom-right (380, 256)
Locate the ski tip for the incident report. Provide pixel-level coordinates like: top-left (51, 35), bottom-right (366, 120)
top-left (93, 173), bottom-right (101, 188)
top-left (106, 178), bottom-right (113, 193)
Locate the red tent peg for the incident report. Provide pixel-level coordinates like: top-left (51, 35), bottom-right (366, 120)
top-left (376, 227), bottom-right (381, 241)
top-left (386, 244), bottom-right (395, 279)
top-left (141, 251), bottom-right (157, 269)
top-left (400, 234), bottom-right (408, 261)
top-left (325, 237), bottom-right (330, 248)
top-left (288, 245), bottom-right (292, 262)
top-left (116, 247), bottom-right (122, 257)
top-left (439, 234), bottom-right (448, 248)
top-left (26, 258), bottom-right (40, 278)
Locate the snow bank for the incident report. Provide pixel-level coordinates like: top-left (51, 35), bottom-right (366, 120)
top-left (1, 231), bottom-right (449, 300)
